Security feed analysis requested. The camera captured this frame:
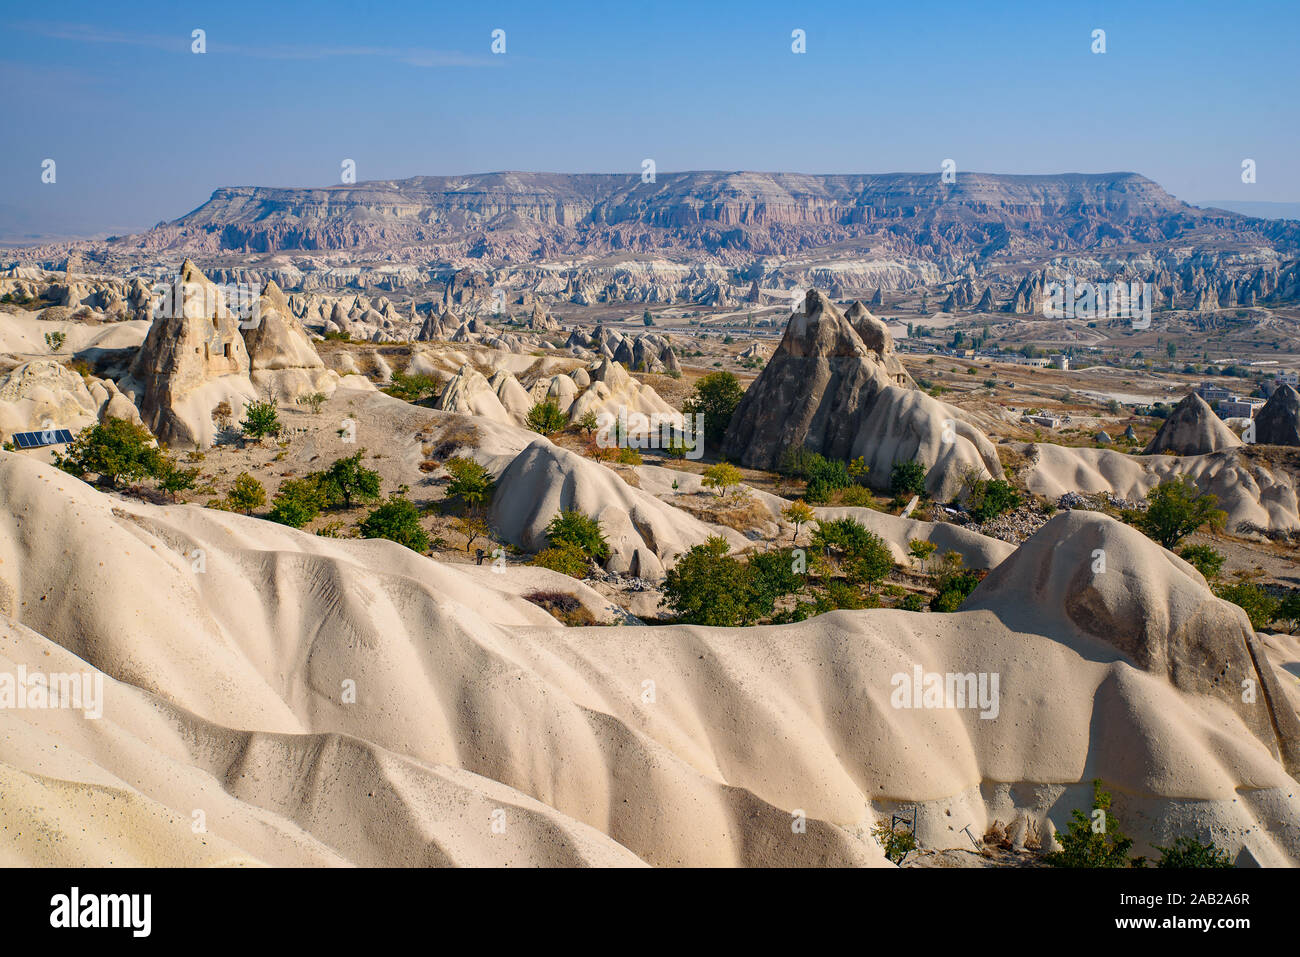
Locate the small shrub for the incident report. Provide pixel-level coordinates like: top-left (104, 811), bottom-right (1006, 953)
top-left (544, 510), bottom-right (609, 561)
top-left (530, 543), bottom-right (590, 578)
top-left (384, 371), bottom-right (441, 403)
top-left (526, 401), bottom-right (569, 435)
top-left (898, 592), bottom-right (926, 612)
top-left (268, 478), bottom-right (328, 528)
top-left (1214, 582), bottom-right (1279, 631)
top-left (226, 472), bottom-right (266, 514)
top-left (839, 485), bottom-right (874, 507)
top-left (297, 392), bottom-right (328, 414)
top-left (967, 479), bottom-right (1021, 523)
top-left (890, 460), bottom-right (928, 497)
top-left (1154, 836), bottom-right (1232, 868)
top-left (1176, 544), bottom-right (1225, 580)
top-left (872, 819), bottom-right (918, 865)
top-left (240, 399), bottom-right (281, 441)
top-left (1044, 780), bottom-right (1133, 868)
top-left (359, 497), bottom-right (430, 552)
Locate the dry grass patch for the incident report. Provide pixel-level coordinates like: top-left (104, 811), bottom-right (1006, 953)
top-left (675, 492), bottom-right (774, 533)
top-left (523, 590), bottom-right (599, 627)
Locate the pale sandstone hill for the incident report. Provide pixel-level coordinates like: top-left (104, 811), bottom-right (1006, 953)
top-left (723, 290), bottom-right (1000, 498)
top-left (966, 510), bottom-right (1300, 775)
top-left (488, 369), bottom-right (533, 424)
top-left (1144, 393), bottom-right (1242, 455)
top-left (0, 359), bottom-right (141, 442)
top-left (434, 364), bottom-right (514, 424)
top-left (489, 437), bottom-right (749, 579)
top-left (0, 451), bottom-right (1297, 866)
top-left (1019, 442), bottom-right (1300, 534)
top-left (242, 280), bottom-right (342, 401)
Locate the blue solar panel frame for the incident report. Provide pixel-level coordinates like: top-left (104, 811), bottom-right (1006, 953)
top-left (9, 429), bottom-right (73, 449)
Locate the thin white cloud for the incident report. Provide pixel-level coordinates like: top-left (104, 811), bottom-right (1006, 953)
top-left (12, 21), bottom-right (499, 67)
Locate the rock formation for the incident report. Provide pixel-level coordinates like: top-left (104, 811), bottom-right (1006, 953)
top-left (1253, 385), bottom-right (1300, 446)
top-left (434, 364), bottom-right (513, 424)
top-left (1143, 393), bottom-right (1242, 455)
top-left (125, 260), bottom-right (258, 448)
top-left (242, 280), bottom-right (339, 401)
top-left (966, 511), bottom-right (1300, 775)
top-left (0, 360), bottom-right (142, 442)
top-left (722, 290), bottom-right (996, 497)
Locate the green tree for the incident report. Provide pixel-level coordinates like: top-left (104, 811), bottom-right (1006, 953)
top-left (1044, 780), bottom-right (1134, 868)
top-left (908, 538), bottom-right (938, 568)
top-left (702, 462), bottom-right (743, 496)
top-left (890, 460), bottom-right (928, 497)
top-left (240, 399), bottom-right (280, 442)
top-left (318, 451), bottom-right (382, 508)
top-left (452, 515), bottom-right (489, 552)
top-left (360, 497), bottom-right (430, 552)
top-left (268, 478), bottom-right (328, 528)
top-left (544, 510), bottom-right (609, 562)
top-left (1129, 478), bottom-right (1226, 550)
top-left (54, 418), bottom-right (164, 488)
top-left (526, 400), bottom-right (569, 435)
top-left (682, 371), bottom-right (744, 447)
top-left (662, 537), bottom-right (760, 626)
top-left (967, 478), bottom-right (1021, 523)
top-left (811, 518), bottom-right (894, 587)
top-left (226, 472), bottom-right (266, 514)
top-left (444, 456), bottom-right (495, 509)
top-left (782, 500), bottom-right (814, 542)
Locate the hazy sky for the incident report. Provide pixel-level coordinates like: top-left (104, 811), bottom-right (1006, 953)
top-left (2, 0), bottom-right (1297, 239)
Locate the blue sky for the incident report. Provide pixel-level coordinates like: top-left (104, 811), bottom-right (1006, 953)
top-left (1, 0), bottom-right (1297, 238)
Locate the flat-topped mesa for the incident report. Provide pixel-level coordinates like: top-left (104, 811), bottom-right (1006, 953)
top-left (1143, 392), bottom-right (1242, 455)
top-left (127, 259), bottom-right (258, 448)
top-left (722, 289), bottom-right (994, 497)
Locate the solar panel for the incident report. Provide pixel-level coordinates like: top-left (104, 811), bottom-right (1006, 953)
top-left (8, 429), bottom-right (73, 449)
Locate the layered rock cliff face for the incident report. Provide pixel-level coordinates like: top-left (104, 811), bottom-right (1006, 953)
top-left (129, 171), bottom-right (1300, 259)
